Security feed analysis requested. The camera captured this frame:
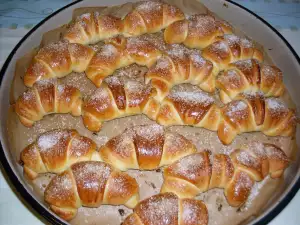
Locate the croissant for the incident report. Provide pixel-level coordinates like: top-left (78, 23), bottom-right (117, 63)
top-left (82, 76), bottom-right (157, 132)
top-left (123, 192), bottom-right (208, 225)
top-left (85, 36), bottom-right (162, 87)
top-left (202, 34), bottom-right (264, 74)
top-left (24, 41), bottom-right (95, 87)
top-left (164, 14), bottom-right (233, 49)
top-left (64, 13), bottom-right (124, 45)
top-left (161, 142), bottom-right (290, 207)
top-left (218, 93), bottom-right (296, 145)
top-left (154, 86), bottom-right (221, 131)
top-left (145, 44), bottom-right (215, 99)
top-left (216, 59), bottom-right (285, 103)
top-left (99, 124), bottom-right (197, 170)
top-left (123, 1), bottom-right (185, 37)
top-left (14, 81), bottom-right (83, 127)
top-left (20, 129), bottom-right (99, 180)
top-left (63, 1), bottom-right (185, 45)
top-left (45, 161), bottom-right (139, 221)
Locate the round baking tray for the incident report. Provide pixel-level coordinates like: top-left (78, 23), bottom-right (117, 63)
top-left (0, 0), bottom-right (299, 224)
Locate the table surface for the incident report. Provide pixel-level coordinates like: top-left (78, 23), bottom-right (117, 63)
top-left (0, 0), bottom-right (299, 224)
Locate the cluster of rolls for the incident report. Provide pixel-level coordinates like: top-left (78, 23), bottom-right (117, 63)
top-left (14, 1), bottom-right (298, 223)
top-left (20, 125), bottom-right (290, 222)
top-left (14, 1), bottom-right (297, 145)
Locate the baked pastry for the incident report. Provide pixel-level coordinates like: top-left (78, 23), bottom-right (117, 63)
top-left (82, 76), bottom-right (157, 132)
top-left (164, 14), bottom-right (233, 49)
top-left (45, 161), bottom-right (139, 221)
top-left (64, 14), bottom-right (124, 45)
top-left (123, 192), bottom-right (208, 225)
top-left (64, 1), bottom-right (185, 45)
top-left (161, 142), bottom-right (290, 207)
top-left (202, 34), bottom-right (264, 74)
top-left (83, 83), bottom-right (296, 144)
top-left (85, 36), bottom-right (162, 87)
top-left (123, 1), bottom-right (185, 37)
top-left (14, 81), bottom-right (83, 127)
top-left (216, 59), bottom-right (285, 103)
top-left (24, 41), bottom-right (95, 87)
top-left (20, 129), bottom-right (98, 180)
top-left (145, 44), bottom-right (215, 99)
top-left (99, 124), bottom-right (197, 170)
top-left (154, 86), bottom-right (221, 131)
top-left (218, 93), bottom-right (296, 145)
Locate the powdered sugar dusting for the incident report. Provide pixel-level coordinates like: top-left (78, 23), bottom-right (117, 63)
top-left (190, 50), bottom-right (206, 67)
top-left (266, 98), bottom-right (287, 112)
top-left (155, 57), bottom-right (171, 70)
top-left (136, 1), bottom-right (162, 13)
top-left (188, 14), bottom-right (217, 35)
top-left (37, 130), bottom-right (71, 152)
top-left (224, 34), bottom-right (240, 46)
top-left (232, 171), bottom-right (254, 199)
top-left (90, 87), bottom-right (110, 101)
top-left (133, 124), bottom-right (164, 142)
top-left (236, 150), bottom-right (260, 169)
top-left (211, 41), bottom-right (229, 53)
top-left (71, 162), bottom-right (113, 191)
top-left (240, 37), bottom-right (254, 48)
top-left (165, 44), bottom-right (187, 59)
top-left (171, 153), bottom-right (206, 180)
top-left (70, 136), bottom-right (93, 157)
top-left (138, 193), bottom-right (178, 224)
top-left (169, 86), bottom-right (214, 106)
top-left (233, 59), bottom-right (254, 70)
top-left (261, 65), bottom-right (282, 79)
top-left (225, 101), bottom-right (248, 117)
top-left (46, 171), bottom-right (73, 200)
top-left (100, 44), bottom-right (118, 57)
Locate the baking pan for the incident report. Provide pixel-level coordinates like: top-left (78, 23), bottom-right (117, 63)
top-left (0, 0), bottom-right (299, 224)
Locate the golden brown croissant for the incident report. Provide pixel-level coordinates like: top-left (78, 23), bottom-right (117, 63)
top-left (123, 192), bottom-right (208, 225)
top-left (20, 129), bottom-right (99, 180)
top-left (216, 59), bottom-right (285, 103)
top-left (99, 124), bottom-right (196, 170)
top-left (145, 44), bottom-right (215, 99)
top-left (123, 1), bottom-right (185, 37)
top-left (164, 14), bottom-right (233, 49)
top-left (218, 93), bottom-right (296, 145)
top-left (14, 81), bottom-right (83, 127)
top-left (82, 76), bottom-right (157, 132)
top-left (64, 13), bottom-right (124, 45)
top-left (45, 161), bottom-right (139, 221)
top-left (154, 86), bottom-right (221, 131)
top-left (64, 1), bottom-right (184, 45)
top-left (85, 36), bottom-right (162, 87)
top-left (161, 142), bottom-right (289, 207)
top-left (202, 34), bottom-right (264, 74)
top-left (24, 41), bottom-right (95, 87)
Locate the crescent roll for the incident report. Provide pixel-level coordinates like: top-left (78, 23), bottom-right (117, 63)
top-left (99, 124), bottom-right (196, 170)
top-left (216, 59), bottom-right (285, 103)
top-left (123, 192), bottom-right (208, 225)
top-left (162, 143), bottom-right (289, 207)
top-left (164, 14), bottom-right (233, 49)
top-left (14, 81), bottom-right (83, 127)
top-left (45, 161), bottom-right (139, 220)
top-left (20, 129), bottom-right (98, 180)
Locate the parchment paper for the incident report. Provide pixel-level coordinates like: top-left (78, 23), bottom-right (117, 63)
top-left (7, 1), bottom-right (298, 225)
